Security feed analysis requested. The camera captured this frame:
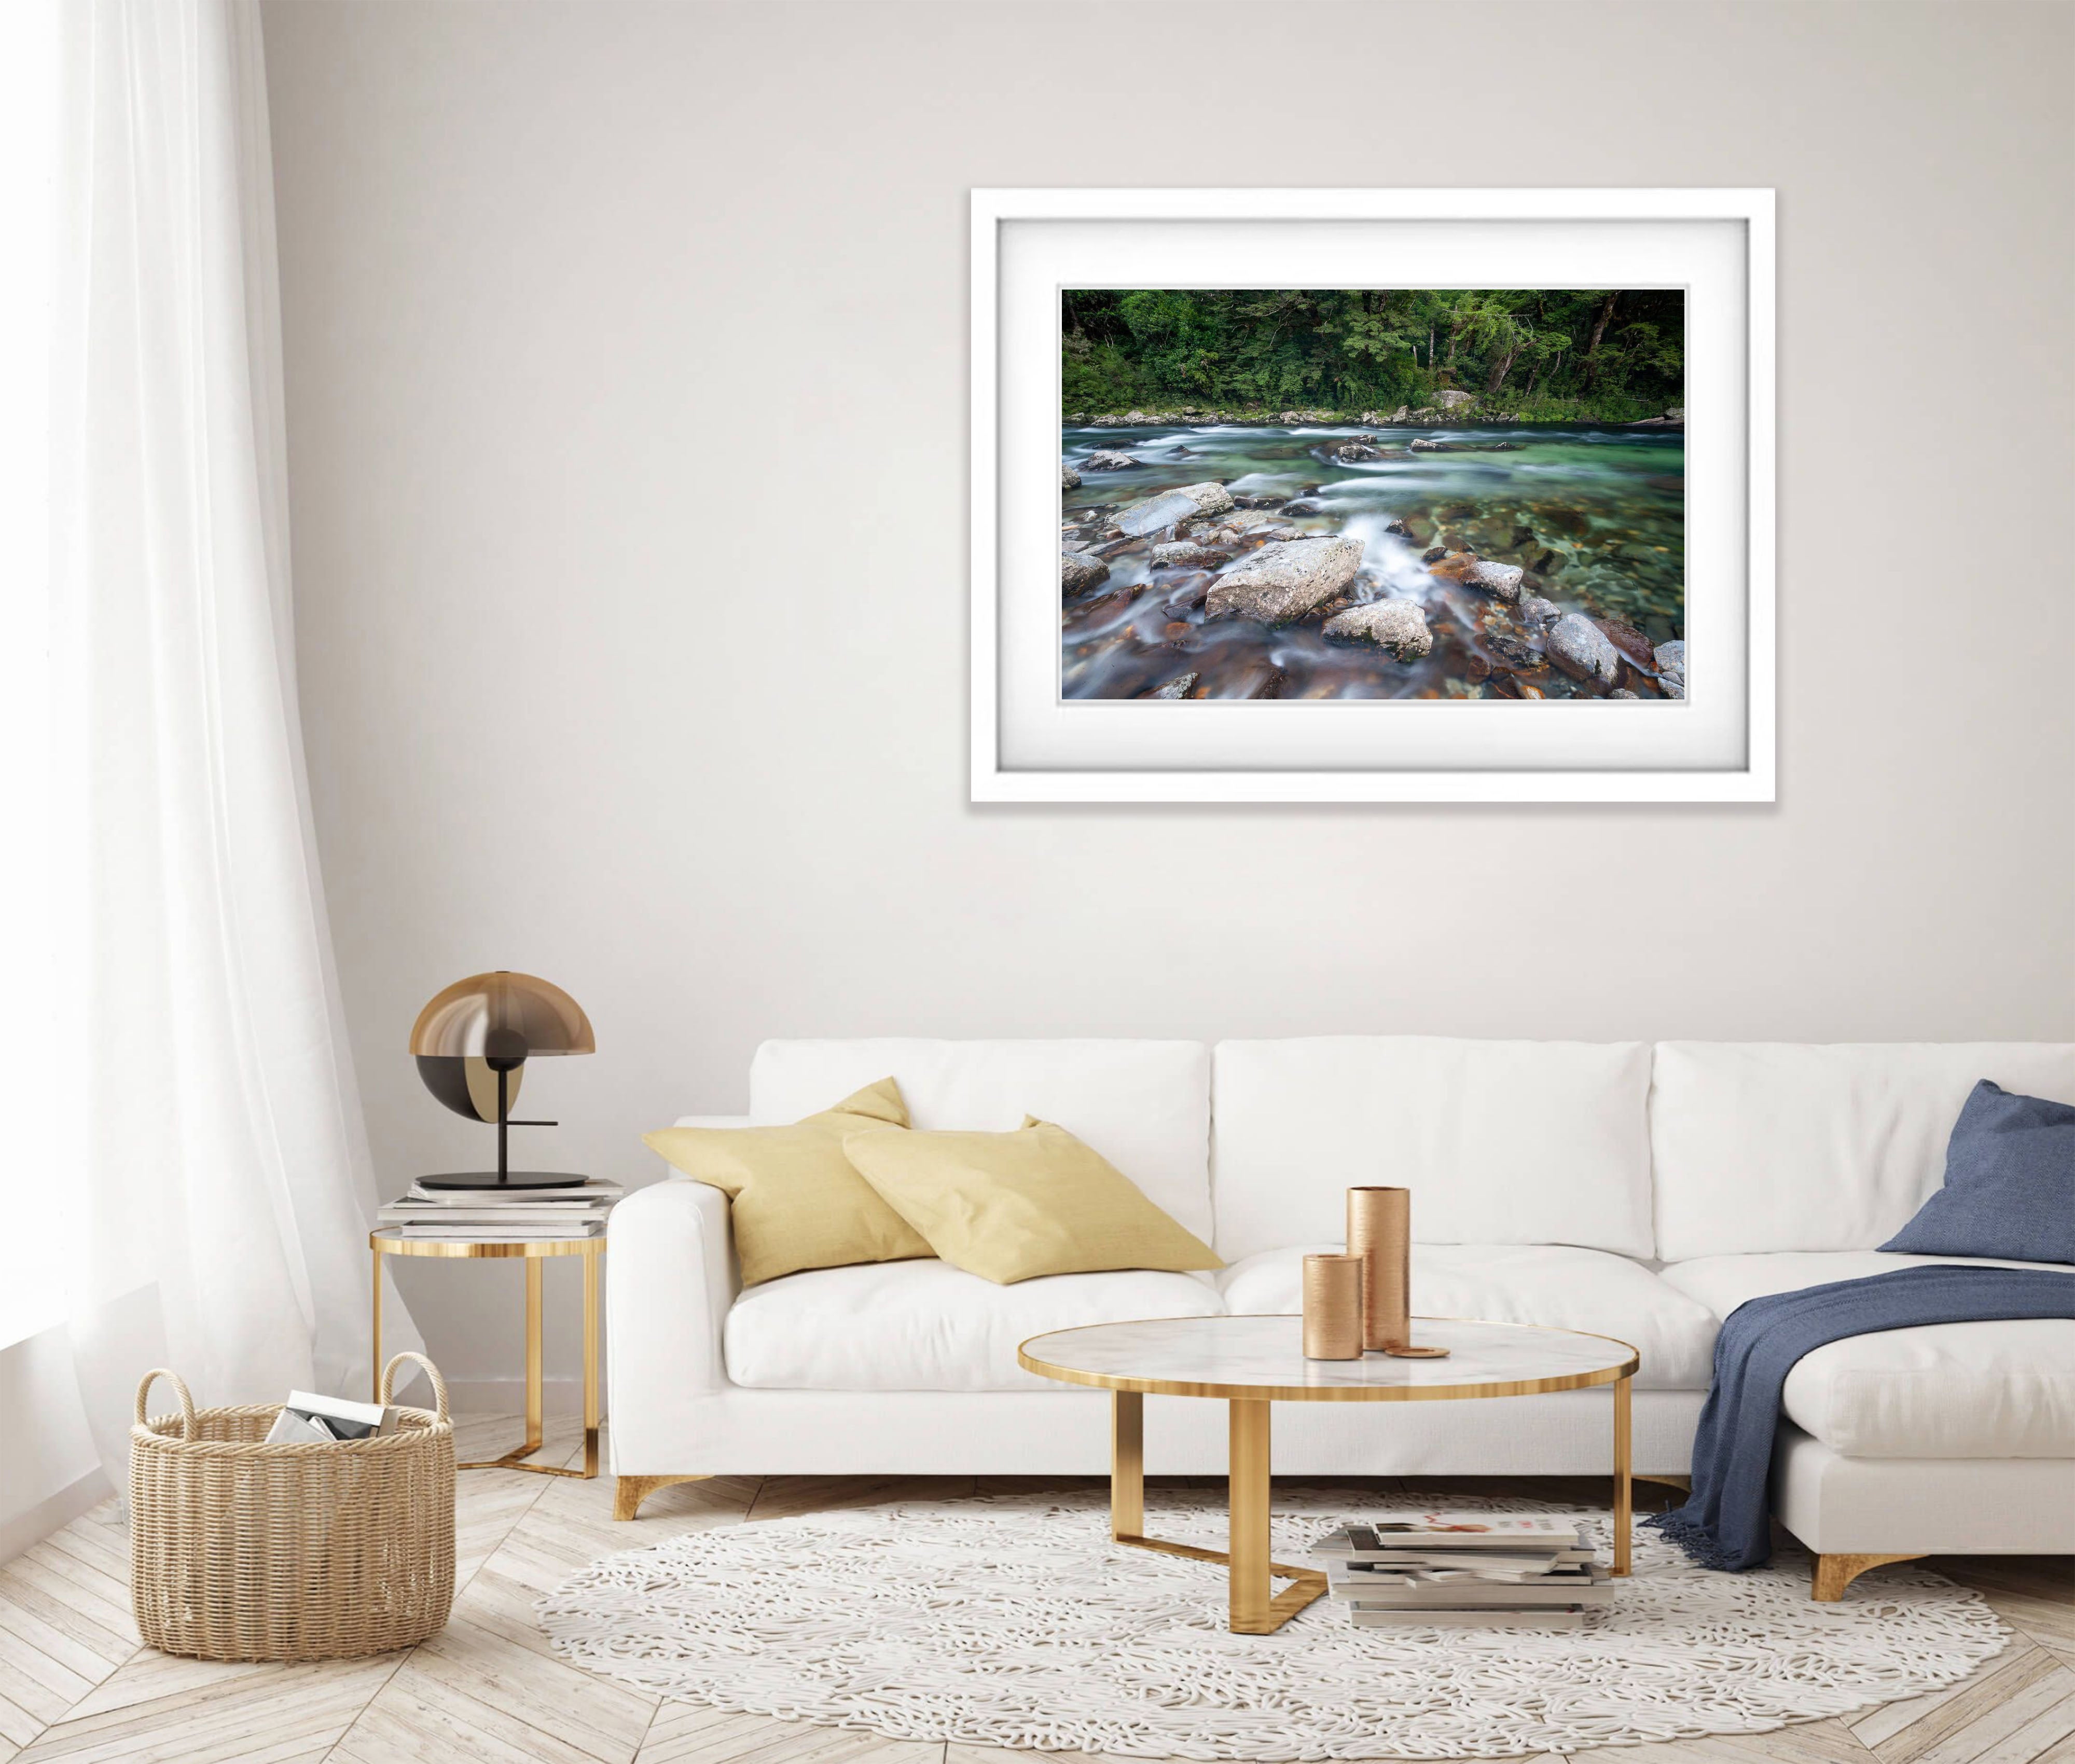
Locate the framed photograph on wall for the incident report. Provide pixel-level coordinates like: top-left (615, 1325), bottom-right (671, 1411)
top-left (970, 188), bottom-right (1774, 803)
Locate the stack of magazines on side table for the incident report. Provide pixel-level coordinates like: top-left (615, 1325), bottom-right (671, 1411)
top-left (377, 1177), bottom-right (622, 1242)
top-left (1312, 1514), bottom-right (1613, 1629)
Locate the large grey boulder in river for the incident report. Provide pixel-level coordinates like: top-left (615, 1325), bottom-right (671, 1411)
top-left (1206, 535), bottom-right (1364, 624)
top-left (1084, 450), bottom-right (1138, 471)
top-left (1061, 462), bottom-right (1081, 490)
top-left (1321, 598), bottom-right (1433, 660)
top-left (1110, 480), bottom-right (1235, 538)
top-left (1060, 550), bottom-right (1109, 595)
top-left (1545, 613), bottom-right (1623, 690)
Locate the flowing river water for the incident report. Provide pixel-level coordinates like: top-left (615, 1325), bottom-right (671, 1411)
top-left (1061, 423), bottom-right (1684, 701)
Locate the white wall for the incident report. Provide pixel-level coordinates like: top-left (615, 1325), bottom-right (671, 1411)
top-left (259, 0), bottom-right (2074, 1393)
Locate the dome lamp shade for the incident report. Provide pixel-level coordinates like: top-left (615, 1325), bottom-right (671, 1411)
top-left (410, 971), bottom-right (595, 1190)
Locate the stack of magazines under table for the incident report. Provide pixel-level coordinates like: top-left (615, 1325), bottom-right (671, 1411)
top-left (1311, 1516), bottom-right (1613, 1629)
top-left (377, 1178), bottom-right (621, 1242)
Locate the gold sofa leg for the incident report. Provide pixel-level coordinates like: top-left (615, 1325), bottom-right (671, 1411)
top-left (1812, 1552), bottom-right (1924, 1600)
top-left (614, 1473), bottom-right (711, 1520)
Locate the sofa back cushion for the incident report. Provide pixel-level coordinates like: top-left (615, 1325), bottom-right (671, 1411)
top-left (749, 1039), bottom-right (1213, 1242)
top-left (1651, 1042), bottom-right (2075, 1261)
top-left (1210, 1038), bottom-right (1654, 1261)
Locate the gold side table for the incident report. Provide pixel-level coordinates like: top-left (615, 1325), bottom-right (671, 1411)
top-left (370, 1228), bottom-right (603, 1478)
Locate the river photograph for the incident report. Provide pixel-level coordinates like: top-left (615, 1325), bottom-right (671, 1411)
top-left (1058, 290), bottom-right (1686, 704)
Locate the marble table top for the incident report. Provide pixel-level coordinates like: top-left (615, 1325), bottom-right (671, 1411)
top-left (1018, 1314), bottom-right (1636, 1401)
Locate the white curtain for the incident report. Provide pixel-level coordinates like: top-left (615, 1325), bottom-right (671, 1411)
top-left (38, 0), bottom-right (416, 1478)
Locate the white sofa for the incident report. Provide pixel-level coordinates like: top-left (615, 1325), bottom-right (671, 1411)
top-left (607, 1038), bottom-right (2075, 1594)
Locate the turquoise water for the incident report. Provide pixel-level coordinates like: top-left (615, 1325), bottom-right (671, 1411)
top-left (1061, 423), bottom-right (1683, 701)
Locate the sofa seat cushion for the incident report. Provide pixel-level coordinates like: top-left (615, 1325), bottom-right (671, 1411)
top-left (1216, 1244), bottom-right (1718, 1390)
top-left (724, 1259), bottom-right (1224, 1393)
top-left (1661, 1252), bottom-right (2075, 1458)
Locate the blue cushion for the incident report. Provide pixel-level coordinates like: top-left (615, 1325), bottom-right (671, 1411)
top-left (1880, 1080), bottom-right (2075, 1263)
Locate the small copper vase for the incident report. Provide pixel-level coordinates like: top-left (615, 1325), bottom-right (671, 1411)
top-left (1301, 1253), bottom-right (1364, 1359)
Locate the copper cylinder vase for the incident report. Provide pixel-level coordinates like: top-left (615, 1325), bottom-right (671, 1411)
top-left (1346, 1186), bottom-right (1411, 1353)
top-left (1301, 1254), bottom-right (1364, 1360)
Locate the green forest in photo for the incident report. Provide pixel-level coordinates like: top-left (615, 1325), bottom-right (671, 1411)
top-left (1062, 288), bottom-right (1684, 423)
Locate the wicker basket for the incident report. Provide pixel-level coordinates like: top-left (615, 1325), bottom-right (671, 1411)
top-left (130, 1352), bottom-right (456, 1661)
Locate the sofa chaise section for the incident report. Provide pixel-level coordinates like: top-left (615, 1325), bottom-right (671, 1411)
top-left (1651, 1042), bottom-right (2075, 1594)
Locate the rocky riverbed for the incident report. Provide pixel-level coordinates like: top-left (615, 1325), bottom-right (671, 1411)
top-left (1060, 421), bottom-right (1685, 702)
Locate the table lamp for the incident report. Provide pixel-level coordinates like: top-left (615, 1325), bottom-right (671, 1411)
top-left (410, 970), bottom-right (595, 1190)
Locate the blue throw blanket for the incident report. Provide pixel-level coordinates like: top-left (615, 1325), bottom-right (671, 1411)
top-left (1649, 1264), bottom-right (2075, 1571)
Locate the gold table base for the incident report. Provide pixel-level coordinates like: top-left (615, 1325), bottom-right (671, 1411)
top-left (1106, 1375), bottom-right (1632, 1634)
top-left (1111, 1391), bottom-right (1326, 1633)
top-left (370, 1230), bottom-right (603, 1479)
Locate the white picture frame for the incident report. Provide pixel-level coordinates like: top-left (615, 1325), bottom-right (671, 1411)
top-left (970, 187), bottom-right (1775, 804)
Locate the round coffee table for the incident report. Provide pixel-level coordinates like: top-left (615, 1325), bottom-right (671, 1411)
top-left (1018, 1314), bottom-right (1639, 1634)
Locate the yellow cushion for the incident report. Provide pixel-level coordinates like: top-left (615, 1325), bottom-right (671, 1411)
top-left (643, 1079), bottom-right (931, 1286)
top-left (841, 1116), bottom-right (1222, 1285)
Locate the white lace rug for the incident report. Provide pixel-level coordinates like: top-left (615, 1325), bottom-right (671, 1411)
top-left (538, 1490), bottom-right (2008, 1759)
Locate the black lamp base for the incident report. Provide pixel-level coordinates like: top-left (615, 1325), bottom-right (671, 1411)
top-left (416, 1170), bottom-right (594, 1192)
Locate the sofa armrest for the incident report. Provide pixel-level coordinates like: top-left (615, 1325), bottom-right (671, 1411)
top-left (608, 1176), bottom-right (737, 1411)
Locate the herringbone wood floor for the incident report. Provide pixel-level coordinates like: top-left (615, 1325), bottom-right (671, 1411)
top-left (1, 1417), bottom-right (2068, 1764)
